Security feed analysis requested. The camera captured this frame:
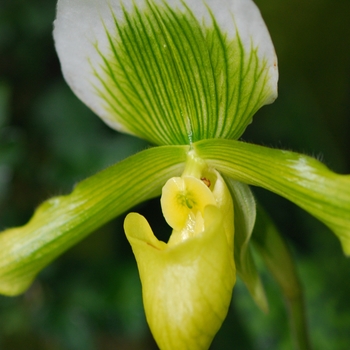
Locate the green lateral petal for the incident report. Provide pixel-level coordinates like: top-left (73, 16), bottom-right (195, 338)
top-left (54, 0), bottom-right (277, 145)
top-left (252, 204), bottom-right (311, 349)
top-left (194, 139), bottom-right (350, 256)
top-left (225, 178), bottom-right (268, 313)
top-left (0, 145), bottom-right (188, 296)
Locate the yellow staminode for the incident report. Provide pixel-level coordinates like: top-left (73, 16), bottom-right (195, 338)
top-left (161, 176), bottom-right (216, 245)
top-left (124, 154), bottom-right (235, 349)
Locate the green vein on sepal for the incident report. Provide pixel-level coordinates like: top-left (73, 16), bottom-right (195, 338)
top-left (0, 145), bottom-right (188, 296)
top-left (93, 1), bottom-right (276, 145)
top-left (252, 204), bottom-right (311, 350)
top-left (194, 139), bottom-right (350, 256)
top-left (225, 178), bottom-right (268, 313)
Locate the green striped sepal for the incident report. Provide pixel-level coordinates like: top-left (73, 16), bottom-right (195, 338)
top-left (54, 0), bottom-right (278, 145)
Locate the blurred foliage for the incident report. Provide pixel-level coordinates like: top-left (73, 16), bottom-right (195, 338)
top-left (0, 0), bottom-right (349, 349)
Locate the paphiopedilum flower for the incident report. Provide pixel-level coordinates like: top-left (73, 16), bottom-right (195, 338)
top-left (125, 151), bottom-right (235, 349)
top-left (0, 0), bottom-right (349, 349)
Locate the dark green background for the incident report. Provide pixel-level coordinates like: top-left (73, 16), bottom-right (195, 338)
top-left (0, 0), bottom-right (349, 349)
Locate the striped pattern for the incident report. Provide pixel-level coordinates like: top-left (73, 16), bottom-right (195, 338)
top-left (93, 1), bottom-right (275, 145)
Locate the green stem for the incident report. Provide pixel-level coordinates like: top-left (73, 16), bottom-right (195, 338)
top-left (286, 289), bottom-right (310, 350)
top-left (252, 204), bottom-right (312, 350)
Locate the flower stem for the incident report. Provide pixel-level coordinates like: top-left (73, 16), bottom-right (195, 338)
top-left (252, 204), bottom-right (312, 350)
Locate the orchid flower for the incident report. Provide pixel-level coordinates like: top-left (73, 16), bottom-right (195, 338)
top-left (1, 0), bottom-right (349, 349)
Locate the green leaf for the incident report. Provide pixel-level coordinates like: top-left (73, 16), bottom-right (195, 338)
top-left (54, 0), bottom-right (278, 145)
top-left (225, 178), bottom-right (268, 313)
top-left (252, 204), bottom-right (311, 350)
top-left (0, 145), bottom-right (188, 296)
top-left (194, 139), bottom-right (350, 256)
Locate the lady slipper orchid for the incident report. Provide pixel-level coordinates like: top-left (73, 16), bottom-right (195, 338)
top-left (0, 0), bottom-right (349, 349)
top-left (124, 151), bottom-right (235, 349)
